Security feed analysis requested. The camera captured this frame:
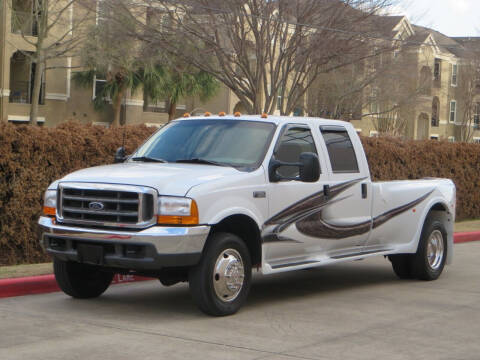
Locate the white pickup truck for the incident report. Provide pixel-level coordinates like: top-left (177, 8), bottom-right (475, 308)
top-left (39, 115), bottom-right (456, 316)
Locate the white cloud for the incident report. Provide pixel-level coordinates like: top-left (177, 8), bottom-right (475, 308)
top-left (449, 0), bottom-right (469, 13)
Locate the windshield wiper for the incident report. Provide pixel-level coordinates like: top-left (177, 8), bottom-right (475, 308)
top-left (175, 158), bottom-right (230, 167)
top-left (131, 156), bottom-right (167, 163)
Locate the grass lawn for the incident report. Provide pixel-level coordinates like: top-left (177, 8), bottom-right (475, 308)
top-left (0, 263), bottom-right (53, 280)
top-left (1, 220), bottom-right (480, 280)
top-left (454, 219), bottom-right (480, 233)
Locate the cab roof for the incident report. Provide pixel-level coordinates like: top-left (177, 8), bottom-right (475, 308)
top-left (174, 114), bottom-right (354, 129)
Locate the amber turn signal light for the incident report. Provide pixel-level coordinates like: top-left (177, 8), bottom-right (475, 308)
top-left (43, 206), bottom-right (56, 217)
top-left (157, 200), bottom-right (199, 225)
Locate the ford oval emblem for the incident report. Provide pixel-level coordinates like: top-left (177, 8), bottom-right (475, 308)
top-left (89, 201), bottom-right (105, 211)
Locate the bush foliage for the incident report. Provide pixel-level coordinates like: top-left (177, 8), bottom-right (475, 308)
top-left (0, 122), bottom-right (479, 265)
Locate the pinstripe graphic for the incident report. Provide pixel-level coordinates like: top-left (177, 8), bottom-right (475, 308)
top-left (262, 179), bottom-right (433, 243)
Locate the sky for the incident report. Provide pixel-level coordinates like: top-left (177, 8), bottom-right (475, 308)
top-left (389, 0), bottom-right (480, 37)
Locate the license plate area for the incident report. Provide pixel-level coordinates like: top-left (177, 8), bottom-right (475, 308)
top-left (77, 243), bottom-right (104, 265)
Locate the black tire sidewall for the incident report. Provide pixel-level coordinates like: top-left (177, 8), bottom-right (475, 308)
top-left (414, 219), bottom-right (448, 281)
top-left (54, 259), bottom-right (114, 299)
top-left (189, 232), bottom-right (252, 316)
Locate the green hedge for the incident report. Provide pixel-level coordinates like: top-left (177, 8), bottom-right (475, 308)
top-left (0, 122), bottom-right (478, 265)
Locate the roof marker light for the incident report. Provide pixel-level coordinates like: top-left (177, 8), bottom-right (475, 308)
top-left (204, 112), bottom-right (212, 117)
top-left (234, 112), bottom-right (241, 117)
top-left (261, 113), bottom-right (268, 119)
top-left (183, 113), bottom-right (190, 118)
top-left (219, 112), bottom-right (226, 116)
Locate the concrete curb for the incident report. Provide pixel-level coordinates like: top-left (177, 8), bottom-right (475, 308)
top-left (1, 231), bottom-right (479, 299)
top-left (453, 231), bottom-right (480, 244)
top-left (0, 274), bottom-right (152, 299)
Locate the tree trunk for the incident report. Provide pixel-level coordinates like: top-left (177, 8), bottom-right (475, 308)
top-left (168, 99), bottom-right (177, 121)
top-left (112, 86), bottom-right (126, 127)
top-left (30, 61), bottom-right (45, 125)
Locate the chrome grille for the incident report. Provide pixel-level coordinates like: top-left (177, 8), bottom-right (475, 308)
top-left (58, 183), bottom-right (156, 229)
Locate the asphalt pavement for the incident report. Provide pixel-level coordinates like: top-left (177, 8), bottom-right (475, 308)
top-left (1, 243), bottom-right (479, 360)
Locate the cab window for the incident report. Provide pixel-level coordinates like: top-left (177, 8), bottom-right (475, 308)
top-left (320, 129), bottom-right (359, 173)
top-left (274, 126), bottom-right (318, 178)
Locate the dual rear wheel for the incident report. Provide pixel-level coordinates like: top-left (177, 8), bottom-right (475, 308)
top-left (389, 216), bottom-right (447, 281)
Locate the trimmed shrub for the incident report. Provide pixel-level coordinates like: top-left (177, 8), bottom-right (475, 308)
top-left (0, 122), bottom-right (478, 265)
top-left (0, 122), bottom-right (156, 266)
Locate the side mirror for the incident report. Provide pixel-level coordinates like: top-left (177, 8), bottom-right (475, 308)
top-left (299, 152), bottom-right (320, 183)
top-left (114, 147), bottom-right (126, 164)
top-left (269, 152), bottom-right (320, 183)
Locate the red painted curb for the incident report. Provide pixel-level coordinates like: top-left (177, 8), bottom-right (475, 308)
top-left (454, 231), bottom-right (480, 244)
top-left (1, 231), bottom-right (479, 299)
top-left (0, 274), bottom-right (152, 299)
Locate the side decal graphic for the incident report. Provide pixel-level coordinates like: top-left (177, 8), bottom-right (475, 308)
top-left (262, 179), bottom-right (434, 243)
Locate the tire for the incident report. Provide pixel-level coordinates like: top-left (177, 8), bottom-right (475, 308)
top-left (54, 259), bottom-right (114, 299)
top-left (389, 216), bottom-right (447, 281)
top-left (188, 232), bottom-right (252, 316)
top-left (389, 254), bottom-right (414, 279)
top-left (411, 217), bottom-right (447, 281)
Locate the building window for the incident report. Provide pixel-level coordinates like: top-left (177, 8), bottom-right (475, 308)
top-left (474, 103), bottom-right (480, 128)
top-left (9, 51), bottom-right (45, 104)
top-left (434, 59), bottom-right (441, 82)
top-left (473, 137), bottom-right (480, 144)
top-left (450, 100), bottom-right (457, 123)
top-left (369, 87), bottom-right (378, 114)
top-left (369, 130), bottom-right (379, 137)
top-left (93, 74), bottom-right (107, 99)
top-left (451, 64), bottom-right (458, 86)
top-left (430, 135), bottom-right (439, 141)
top-left (448, 136), bottom-right (455, 143)
top-left (11, 0), bottom-right (40, 36)
top-left (277, 86), bottom-right (283, 112)
top-left (431, 97), bottom-right (440, 127)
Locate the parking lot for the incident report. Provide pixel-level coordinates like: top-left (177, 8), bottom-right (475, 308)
top-left (1, 242), bottom-right (479, 360)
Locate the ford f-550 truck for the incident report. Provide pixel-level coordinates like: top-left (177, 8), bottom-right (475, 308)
top-left (39, 115), bottom-right (456, 316)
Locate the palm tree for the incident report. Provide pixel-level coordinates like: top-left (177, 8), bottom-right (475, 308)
top-left (74, 64), bottom-right (219, 126)
top-left (142, 64), bottom-right (219, 121)
top-left (73, 66), bottom-right (143, 127)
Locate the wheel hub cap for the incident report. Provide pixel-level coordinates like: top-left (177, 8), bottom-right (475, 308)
top-left (427, 230), bottom-right (444, 270)
top-left (213, 249), bottom-right (245, 302)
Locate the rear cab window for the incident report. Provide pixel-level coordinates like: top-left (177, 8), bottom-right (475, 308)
top-left (320, 126), bottom-right (359, 173)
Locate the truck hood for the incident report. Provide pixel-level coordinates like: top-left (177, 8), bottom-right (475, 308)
top-left (59, 163), bottom-right (241, 196)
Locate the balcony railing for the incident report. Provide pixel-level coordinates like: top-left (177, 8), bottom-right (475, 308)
top-left (11, 11), bottom-right (39, 36)
top-left (9, 81), bottom-right (45, 105)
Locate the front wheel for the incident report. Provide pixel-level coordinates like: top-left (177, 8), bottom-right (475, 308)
top-left (188, 232), bottom-right (252, 316)
top-left (54, 259), bottom-right (114, 299)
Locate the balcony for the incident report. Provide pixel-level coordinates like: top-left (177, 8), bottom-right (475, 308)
top-left (11, 10), bottom-right (39, 36)
top-left (9, 81), bottom-right (45, 105)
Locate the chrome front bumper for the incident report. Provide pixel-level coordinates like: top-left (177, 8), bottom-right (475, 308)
top-left (38, 216), bottom-right (210, 270)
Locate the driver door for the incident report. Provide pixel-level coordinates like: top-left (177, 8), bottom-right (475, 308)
top-left (263, 124), bottom-right (328, 269)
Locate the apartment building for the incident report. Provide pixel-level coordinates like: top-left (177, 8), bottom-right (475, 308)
top-left (1, 3), bottom-right (479, 142)
top-left (350, 16), bottom-right (480, 142)
top-left (0, 1), bottom-right (243, 127)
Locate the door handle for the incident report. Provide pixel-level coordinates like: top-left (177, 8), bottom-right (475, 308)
top-left (361, 183), bottom-right (368, 199)
top-left (324, 185), bottom-right (330, 199)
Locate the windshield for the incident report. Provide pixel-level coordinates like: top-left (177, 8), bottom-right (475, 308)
top-left (132, 119), bottom-right (276, 171)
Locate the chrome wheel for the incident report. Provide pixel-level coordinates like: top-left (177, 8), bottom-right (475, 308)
top-left (427, 230), bottom-right (444, 270)
top-left (213, 249), bottom-right (245, 302)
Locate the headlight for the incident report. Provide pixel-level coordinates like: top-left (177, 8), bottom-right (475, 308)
top-left (157, 196), bottom-right (199, 225)
top-left (43, 189), bottom-right (57, 217)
